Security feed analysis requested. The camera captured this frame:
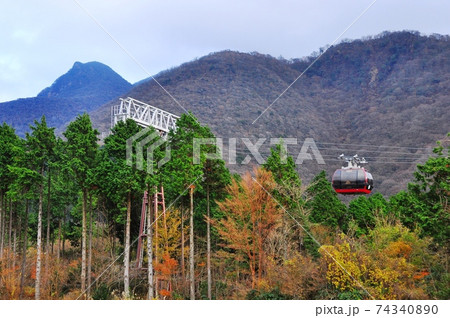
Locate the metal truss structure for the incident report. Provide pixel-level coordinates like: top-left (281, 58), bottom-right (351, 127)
top-left (111, 97), bottom-right (179, 133)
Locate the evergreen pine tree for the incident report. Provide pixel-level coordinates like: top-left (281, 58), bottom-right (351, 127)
top-left (63, 113), bottom-right (98, 298)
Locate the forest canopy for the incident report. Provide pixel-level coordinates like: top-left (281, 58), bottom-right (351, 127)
top-left (0, 116), bottom-right (448, 300)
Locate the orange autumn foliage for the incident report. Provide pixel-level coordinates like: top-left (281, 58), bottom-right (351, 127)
top-left (385, 241), bottom-right (413, 259)
top-left (159, 289), bottom-right (171, 297)
top-left (413, 270), bottom-right (430, 280)
top-left (0, 264), bottom-right (21, 299)
top-left (0, 247), bottom-right (74, 300)
top-left (155, 253), bottom-right (178, 277)
top-left (154, 253), bottom-right (178, 299)
top-left (214, 168), bottom-right (282, 289)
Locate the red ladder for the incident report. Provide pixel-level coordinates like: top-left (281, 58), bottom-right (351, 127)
top-left (135, 186), bottom-right (167, 269)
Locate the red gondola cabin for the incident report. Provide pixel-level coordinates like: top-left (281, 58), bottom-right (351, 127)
top-left (332, 167), bottom-right (373, 195)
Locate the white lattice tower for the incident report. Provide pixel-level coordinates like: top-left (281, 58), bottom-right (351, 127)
top-left (111, 97), bottom-right (179, 133)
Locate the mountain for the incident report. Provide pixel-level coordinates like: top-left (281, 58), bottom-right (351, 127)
top-left (90, 31), bottom-right (450, 196)
top-left (0, 61), bottom-right (132, 136)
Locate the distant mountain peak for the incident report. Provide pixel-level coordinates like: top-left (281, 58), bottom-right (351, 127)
top-left (37, 61), bottom-right (131, 99)
top-left (71, 61), bottom-right (106, 69)
top-left (1, 61), bottom-right (132, 137)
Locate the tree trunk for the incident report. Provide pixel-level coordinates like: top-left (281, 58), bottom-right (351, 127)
top-left (46, 170), bottom-right (51, 254)
top-left (8, 199), bottom-right (13, 253)
top-left (147, 186), bottom-right (154, 299)
top-left (81, 188), bottom-right (87, 298)
top-left (123, 191), bottom-right (132, 299)
top-left (206, 185), bottom-right (212, 300)
top-left (62, 212), bottom-right (66, 257)
top-left (35, 170), bottom-right (44, 300)
top-left (161, 187), bottom-right (168, 253)
top-left (181, 208), bottom-right (185, 282)
top-left (0, 191), bottom-right (4, 292)
top-left (57, 219), bottom-right (62, 261)
top-left (0, 190), bottom-right (3, 259)
top-left (154, 189), bottom-right (159, 294)
top-left (14, 211), bottom-right (22, 271)
top-left (87, 193), bottom-right (93, 298)
top-left (189, 186), bottom-right (195, 300)
top-left (250, 262), bottom-right (256, 289)
top-left (111, 224), bottom-right (116, 259)
top-left (1, 198), bottom-right (5, 257)
top-left (258, 211), bottom-right (263, 284)
top-left (45, 171), bottom-right (51, 285)
top-left (12, 229), bottom-right (17, 269)
top-left (19, 199), bottom-right (29, 299)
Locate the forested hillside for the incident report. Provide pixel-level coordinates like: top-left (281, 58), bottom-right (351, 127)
top-left (91, 31), bottom-right (450, 196)
top-left (0, 61), bottom-right (131, 137)
top-left (0, 114), bottom-right (448, 300)
top-left (0, 31), bottom-right (448, 300)
top-left (1, 32), bottom-right (447, 196)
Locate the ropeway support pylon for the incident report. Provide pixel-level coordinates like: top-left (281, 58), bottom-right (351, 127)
top-left (135, 186), bottom-right (167, 269)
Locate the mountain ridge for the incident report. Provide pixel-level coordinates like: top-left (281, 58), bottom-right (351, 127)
top-left (0, 61), bottom-right (132, 136)
top-left (90, 31), bottom-right (449, 195)
top-left (0, 31), bottom-right (448, 195)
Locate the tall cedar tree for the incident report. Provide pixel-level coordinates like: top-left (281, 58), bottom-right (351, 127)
top-left (7, 137), bottom-right (40, 299)
top-left (263, 142), bottom-right (310, 257)
top-left (97, 119), bottom-right (146, 298)
top-left (389, 136), bottom-right (449, 245)
top-left (348, 193), bottom-right (388, 236)
top-left (49, 138), bottom-right (78, 257)
top-left (306, 171), bottom-right (347, 230)
top-left (0, 124), bottom-right (21, 259)
top-left (26, 116), bottom-right (56, 299)
top-left (137, 123), bottom-right (166, 299)
top-left (203, 154), bottom-right (231, 299)
top-left (162, 113), bottom-right (209, 299)
top-left (63, 113), bottom-right (98, 298)
top-left (263, 143), bottom-right (301, 190)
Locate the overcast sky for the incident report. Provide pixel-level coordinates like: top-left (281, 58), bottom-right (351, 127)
top-left (1, 0), bottom-right (449, 102)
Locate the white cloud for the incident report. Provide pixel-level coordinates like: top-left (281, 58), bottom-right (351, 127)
top-left (11, 29), bottom-right (39, 44)
top-left (0, 55), bottom-right (24, 82)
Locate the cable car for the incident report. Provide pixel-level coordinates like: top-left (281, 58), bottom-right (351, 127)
top-left (332, 154), bottom-right (373, 195)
